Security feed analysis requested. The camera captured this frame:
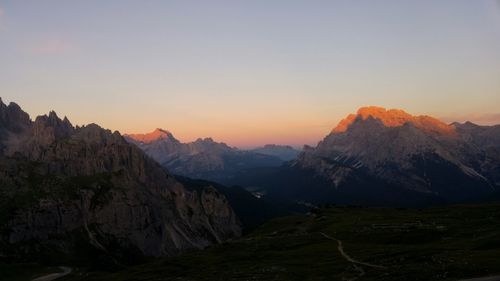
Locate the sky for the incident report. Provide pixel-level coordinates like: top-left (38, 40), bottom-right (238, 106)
top-left (1, 0), bottom-right (500, 148)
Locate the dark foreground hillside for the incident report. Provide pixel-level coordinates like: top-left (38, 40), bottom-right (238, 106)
top-left (14, 202), bottom-right (500, 281)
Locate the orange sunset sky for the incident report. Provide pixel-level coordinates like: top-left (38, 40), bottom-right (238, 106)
top-left (1, 1), bottom-right (500, 148)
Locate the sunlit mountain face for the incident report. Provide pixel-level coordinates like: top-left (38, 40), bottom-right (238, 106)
top-left (332, 106), bottom-right (456, 135)
top-left (227, 106), bottom-right (500, 207)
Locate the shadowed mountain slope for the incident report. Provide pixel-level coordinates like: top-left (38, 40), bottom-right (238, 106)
top-left (0, 98), bottom-right (241, 266)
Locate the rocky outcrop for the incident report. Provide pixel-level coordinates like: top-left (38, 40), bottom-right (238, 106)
top-left (0, 98), bottom-right (241, 263)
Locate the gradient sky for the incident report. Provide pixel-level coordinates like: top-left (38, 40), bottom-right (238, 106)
top-left (1, 0), bottom-right (500, 148)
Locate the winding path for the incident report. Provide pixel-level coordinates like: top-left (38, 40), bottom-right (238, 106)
top-left (320, 232), bottom-right (386, 280)
top-left (31, 266), bottom-right (72, 281)
top-left (319, 232), bottom-right (500, 281)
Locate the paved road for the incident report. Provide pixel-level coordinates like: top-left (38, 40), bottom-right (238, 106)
top-left (32, 266), bottom-right (72, 281)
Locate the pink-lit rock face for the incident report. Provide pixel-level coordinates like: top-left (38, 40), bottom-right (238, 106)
top-left (332, 106), bottom-right (456, 136)
top-left (125, 128), bottom-right (176, 144)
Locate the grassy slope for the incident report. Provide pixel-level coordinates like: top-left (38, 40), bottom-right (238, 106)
top-left (58, 202), bottom-right (500, 281)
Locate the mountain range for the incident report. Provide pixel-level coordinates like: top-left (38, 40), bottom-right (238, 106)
top-left (2, 97), bottom-right (500, 269)
top-left (229, 106), bottom-right (500, 207)
top-left (124, 129), bottom-right (296, 182)
top-left (0, 98), bottom-right (241, 266)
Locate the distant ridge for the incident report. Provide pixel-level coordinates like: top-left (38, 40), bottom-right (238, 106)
top-left (250, 144), bottom-right (301, 161)
top-left (124, 129), bottom-right (284, 182)
top-left (125, 128), bottom-right (178, 144)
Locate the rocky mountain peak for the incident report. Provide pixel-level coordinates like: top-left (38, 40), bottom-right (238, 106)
top-left (192, 137), bottom-right (233, 151)
top-left (452, 121), bottom-right (480, 129)
top-left (332, 106), bottom-right (456, 136)
top-left (286, 106), bottom-right (500, 206)
top-left (0, 98), bottom-right (32, 133)
top-left (125, 128), bottom-right (178, 144)
top-left (73, 123), bottom-right (124, 145)
top-left (194, 137), bottom-right (217, 144)
top-left (32, 110), bottom-right (75, 142)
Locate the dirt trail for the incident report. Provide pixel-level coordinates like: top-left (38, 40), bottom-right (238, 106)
top-left (31, 266), bottom-right (72, 281)
top-left (320, 232), bottom-right (386, 280)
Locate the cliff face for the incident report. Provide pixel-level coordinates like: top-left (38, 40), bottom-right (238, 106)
top-left (0, 98), bottom-right (241, 263)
